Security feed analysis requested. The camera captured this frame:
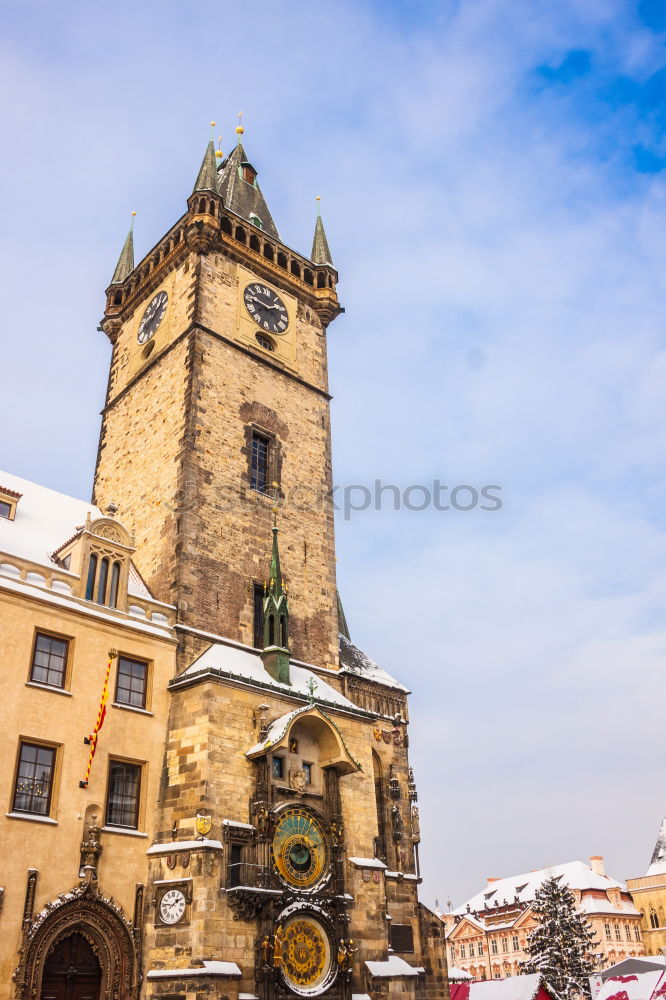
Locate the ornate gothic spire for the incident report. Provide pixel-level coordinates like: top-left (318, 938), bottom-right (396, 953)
top-left (192, 139), bottom-right (219, 194)
top-left (110, 217), bottom-right (135, 285)
top-left (311, 198), bottom-right (334, 266)
top-left (261, 514), bottom-right (290, 685)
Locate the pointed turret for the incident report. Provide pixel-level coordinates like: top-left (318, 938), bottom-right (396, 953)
top-left (261, 515), bottom-right (290, 685)
top-left (311, 207), bottom-right (334, 267)
top-left (110, 225), bottom-right (134, 285)
top-left (216, 142), bottom-right (280, 240)
top-left (192, 139), bottom-right (218, 194)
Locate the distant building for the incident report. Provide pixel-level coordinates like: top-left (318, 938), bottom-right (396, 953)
top-left (442, 858), bottom-right (644, 980)
top-left (627, 816), bottom-right (666, 955)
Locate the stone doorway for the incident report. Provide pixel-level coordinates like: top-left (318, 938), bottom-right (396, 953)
top-left (40, 933), bottom-right (102, 1000)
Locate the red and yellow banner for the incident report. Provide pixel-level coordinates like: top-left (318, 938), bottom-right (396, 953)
top-left (80, 650), bottom-right (116, 788)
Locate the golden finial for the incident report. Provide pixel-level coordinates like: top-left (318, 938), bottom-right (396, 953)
top-left (236, 111), bottom-right (245, 137)
top-left (216, 133), bottom-right (224, 159)
top-left (130, 210), bottom-right (136, 230)
top-left (315, 195), bottom-right (321, 217)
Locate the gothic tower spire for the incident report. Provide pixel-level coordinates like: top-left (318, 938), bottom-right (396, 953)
top-left (311, 199), bottom-right (334, 266)
top-left (192, 139), bottom-right (218, 194)
top-left (110, 217), bottom-right (135, 285)
top-left (261, 514), bottom-right (290, 685)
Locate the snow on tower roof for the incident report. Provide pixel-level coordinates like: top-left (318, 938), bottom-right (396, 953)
top-left (0, 470), bottom-right (151, 599)
top-left (647, 816), bottom-right (666, 875)
top-left (338, 634), bottom-right (409, 692)
top-left (452, 860), bottom-right (638, 918)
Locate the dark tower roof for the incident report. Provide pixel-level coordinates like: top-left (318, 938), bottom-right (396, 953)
top-left (311, 212), bottom-right (334, 266)
top-left (193, 139), bottom-right (219, 194)
top-left (216, 143), bottom-right (280, 240)
top-left (110, 226), bottom-right (135, 285)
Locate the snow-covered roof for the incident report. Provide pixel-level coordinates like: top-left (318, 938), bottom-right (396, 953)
top-left (338, 634), bottom-right (409, 692)
top-left (0, 470), bottom-right (150, 599)
top-left (453, 861), bottom-right (633, 916)
top-left (597, 970), bottom-right (666, 1000)
top-left (448, 967), bottom-right (473, 980)
top-left (450, 974), bottom-right (545, 1000)
top-left (180, 640), bottom-right (361, 713)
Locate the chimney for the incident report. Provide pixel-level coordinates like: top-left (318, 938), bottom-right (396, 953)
top-left (590, 856), bottom-right (605, 876)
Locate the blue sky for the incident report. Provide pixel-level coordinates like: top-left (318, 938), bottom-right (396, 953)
top-left (2, 0), bottom-right (666, 908)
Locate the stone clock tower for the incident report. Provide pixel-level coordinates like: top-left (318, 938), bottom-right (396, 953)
top-left (92, 131), bottom-right (449, 1000)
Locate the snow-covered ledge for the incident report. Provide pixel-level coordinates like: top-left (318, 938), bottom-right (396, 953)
top-left (147, 960), bottom-right (241, 979)
top-left (365, 957), bottom-right (425, 978)
top-left (348, 857), bottom-right (387, 870)
top-left (146, 839), bottom-right (223, 855)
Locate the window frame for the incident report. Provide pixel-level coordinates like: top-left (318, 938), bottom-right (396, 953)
top-left (12, 739), bottom-right (59, 818)
top-left (250, 430), bottom-right (271, 493)
top-left (105, 757), bottom-right (143, 830)
top-left (114, 654), bottom-right (150, 711)
top-left (28, 629), bottom-right (72, 690)
top-left (272, 756), bottom-right (284, 780)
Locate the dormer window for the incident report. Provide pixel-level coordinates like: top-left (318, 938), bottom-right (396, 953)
top-left (249, 213), bottom-right (263, 229)
top-left (0, 486), bottom-right (22, 520)
top-left (241, 163), bottom-right (257, 185)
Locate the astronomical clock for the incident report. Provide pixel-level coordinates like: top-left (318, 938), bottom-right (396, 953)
top-left (221, 704), bottom-right (361, 1000)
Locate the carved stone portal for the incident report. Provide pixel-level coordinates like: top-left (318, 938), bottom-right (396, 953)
top-left (13, 882), bottom-right (139, 1000)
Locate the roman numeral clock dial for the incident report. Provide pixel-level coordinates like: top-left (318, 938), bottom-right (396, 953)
top-left (243, 283), bottom-right (289, 334)
top-left (137, 290), bottom-right (168, 344)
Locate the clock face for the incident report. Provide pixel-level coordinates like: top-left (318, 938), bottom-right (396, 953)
top-left (137, 290), bottom-right (168, 344)
top-left (243, 283), bottom-right (289, 334)
top-left (272, 807), bottom-right (329, 889)
top-left (158, 887), bottom-right (186, 924)
top-left (281, 914), bottom-right (333, 995)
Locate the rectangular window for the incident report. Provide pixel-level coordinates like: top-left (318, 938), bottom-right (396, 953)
top-left (635, 925), bottom-right (642, 942)
top-left (115, 656), bottom-right (148, 709)
top-left (229, 843), bottom-right (243, 887)
top-left (460, 944), bottom-right (466, 958)
top-left (605, 923), bottom-right (611, 940)
top-left (625, 924), bottom-right (631, 940)
top-left (491, 940), bottom-right (498, 955)
top-left (13, 742), bottom-right (56, 815)
top-left (251, 432), bottom-right (270, 492)
top-left (105, 760), bottom-right (141, 828)
top-left (501, 938), bottom-right (508, 953)
top-left (272, 756), bottom-right (284, 779)
top-left (303, 762), bottom-right (312, 785)
top-left (478, 942), bottom-right (484, 956)
top-left (512, 935), bottom-right (519, 951)
top-left (0, 500), bottom-right (11, 519)
top-left (614, 924), bottom-right (622, 941)
top-left (30, 632), bottom-right (68, 688)
top-left (253, 583), bottom-right (265, 648)
top-left (468, 942), bottom-right (475, 957)
top-left (450, 945), bottom-right (455, 961)
top-left (389, 924), bottom-right (414, 953)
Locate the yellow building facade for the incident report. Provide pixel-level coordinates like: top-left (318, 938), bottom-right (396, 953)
top-left (627, 817), bottom-right (666, 955)
top-left (0, 136), bottom-right (449, 1000)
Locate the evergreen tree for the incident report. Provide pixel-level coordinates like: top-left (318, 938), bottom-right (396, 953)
top-left (520, 875), bottom-right (599, 999)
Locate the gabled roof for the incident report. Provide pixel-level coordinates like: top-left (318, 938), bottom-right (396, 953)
top-left (216, 143), bottom-right (280, 240)
top-left (0, 470), bottom-right (150, 599)
top-left (453, 860), bottom-right (635, 917)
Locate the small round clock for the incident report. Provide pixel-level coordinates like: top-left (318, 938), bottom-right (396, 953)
top-left (272, 807), bottom-right (329, 889)
top-left (137, 290), bottom-right (168, 344)
top-left (158, 887), bottom-right (186, 925)
top-left (243, 283), bottom-right (288, 334)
